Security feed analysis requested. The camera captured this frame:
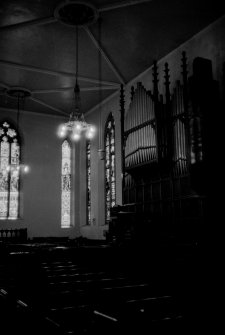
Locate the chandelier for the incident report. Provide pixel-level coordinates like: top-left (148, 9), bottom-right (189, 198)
top-left (59, 22), bottom-right (96, 141)
top-left (6, 87), bottom-right (30, 173)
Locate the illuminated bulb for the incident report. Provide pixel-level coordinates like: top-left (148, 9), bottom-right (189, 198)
top-left (86, 126), bottom-right (96, 139)
top-left (23, 165), bottom-right (29, 173)
top-left (75, 123), bottom-right (82, 131)
top-left (86, 130), bottom-right (94, 139)
top-left (89, 126), bottom-right (95, 133)
top-left (58, 125), bottom-right (67, 138)
top-left (72, 133), bottom-right (81, 141)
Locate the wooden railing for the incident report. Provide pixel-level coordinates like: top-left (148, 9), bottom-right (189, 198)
top-left (0, 228), bottom-right (27, 242)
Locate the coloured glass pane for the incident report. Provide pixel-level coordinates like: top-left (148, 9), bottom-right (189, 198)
top-left (105, 114), bottom-right (116, 222)
top-left (61, 140), bottom-right (71, 228)
top-left (0, 123), bottom-right (20, 220)
top-left (86, 140), bottom-right (91, 225)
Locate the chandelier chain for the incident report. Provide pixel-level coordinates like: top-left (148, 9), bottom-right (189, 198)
top-left (59, 23), bottom-right (96, 141)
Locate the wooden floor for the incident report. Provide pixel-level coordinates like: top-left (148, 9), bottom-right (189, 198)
top-left (0, 239), bottom-right (207, 334)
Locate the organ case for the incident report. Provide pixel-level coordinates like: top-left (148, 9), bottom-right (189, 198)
top-left (120, 54), bottom-right (214, 231)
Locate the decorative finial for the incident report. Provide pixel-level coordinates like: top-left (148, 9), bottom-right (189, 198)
top-left (152, 60), bottom-right (159, 101)
top-left (164, 62), bottom-right (170, 103)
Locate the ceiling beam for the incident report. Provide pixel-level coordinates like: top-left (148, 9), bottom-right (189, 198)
top-left (86, 88), bottom-right (120, 116)
top-left (84, 27), bottom-right (125, 85)
top-left (0, 17), bottom-right (57, 32)
top-left (99, 0), bottom-right (152, 12)
top-left (31, 86), bottom-right (118, 94)
top-left (0, 60), bottom-right (120, 87)
top-left (29, 97), bottom-right (68, 116)
top-left (81, 85), bottom-right (117, 91)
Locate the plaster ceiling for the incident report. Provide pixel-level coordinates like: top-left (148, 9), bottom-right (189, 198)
top-left (0, 0), bottom-right (224, 117)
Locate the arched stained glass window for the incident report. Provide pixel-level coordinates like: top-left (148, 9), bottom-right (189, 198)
top-left (61, 140), bottom-right (71, 228)
top-left (0, 122), bottom-right (20, 220)
top-left (105, 113), bottom-right (116, 222)
top-left (86, 140), bottom-right (91, 225)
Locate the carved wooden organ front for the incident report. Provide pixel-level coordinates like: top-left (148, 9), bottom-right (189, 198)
top-left (120, 53), bottom-right (215, 225)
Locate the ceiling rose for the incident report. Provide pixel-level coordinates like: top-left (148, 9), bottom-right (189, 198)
top-left (54, 0), bottom-right (99, 27)
top-left (7, 87), bottom-right (31, 99)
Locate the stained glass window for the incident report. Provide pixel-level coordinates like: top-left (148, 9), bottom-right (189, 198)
top-left (0, 122), bottom-right (20, 220)
top-left (61, 140), bottom-right (71, 228)
top-left (104, 114), bottom-right (116, 222)
top-left (86, 140), bottom-right (91, 225)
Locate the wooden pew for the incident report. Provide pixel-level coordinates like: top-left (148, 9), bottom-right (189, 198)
top-left (1, 240), bottom-right (199, 334)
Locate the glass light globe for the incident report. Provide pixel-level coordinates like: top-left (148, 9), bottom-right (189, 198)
top-left (72, 132), bottom-right (81, 141)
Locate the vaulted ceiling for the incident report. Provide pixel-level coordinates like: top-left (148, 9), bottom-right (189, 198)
top-left (0, 0), bottom-right (224, 117)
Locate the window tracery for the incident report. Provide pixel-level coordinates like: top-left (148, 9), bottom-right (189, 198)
top-left (104, 114), bottom-right (116, 222)
top-left (61, 140), bottom-right (71, 228)
top-left (0, 122), bottom-right (20, 220)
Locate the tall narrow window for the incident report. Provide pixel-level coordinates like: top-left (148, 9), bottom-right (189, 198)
top-left (0, 122), bottom-right (20, 220)
top-left (61, 140), bottom-right (71, 228)
top-left (86, 140), bottom-right (91, 225)
top-left (105, 114), bottom-right (116, 222)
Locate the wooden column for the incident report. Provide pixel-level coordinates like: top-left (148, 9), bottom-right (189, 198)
top-left (152, 60), bottom-right (160, 164)
top-left (164, 62), bottom-right (172, 166)
top-left (181, 51), bottom-right (190, 169)
top-left (120, 84), bottom-right (125, 204)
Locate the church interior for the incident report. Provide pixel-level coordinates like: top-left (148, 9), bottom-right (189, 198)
top-left (0, 0), bottom-right (224, 333)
